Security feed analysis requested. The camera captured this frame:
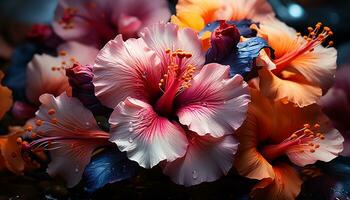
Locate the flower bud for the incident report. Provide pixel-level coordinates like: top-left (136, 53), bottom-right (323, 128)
top-left (206, 20), bottom-right (241, 62)
top-left (66, 63), bottom-right (111, 115)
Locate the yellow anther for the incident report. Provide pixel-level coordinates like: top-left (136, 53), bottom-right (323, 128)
top-left (31, 132), bottom-right (38, 139)
top-left (16, 137), bottom-right (22, 144)
top-left (26, 126), bottom-right (33, 132)
top-left (51, 118), bottom-right (59, 124)
top-left (48, 109), bottom-right (56, 115)
top-left (303, 124), bottom-right (311, 129)
top-left (35, 119), bottom-right (43, 126)
top-left (304, 129), bottom-right (313, 135)
top-left (59, 51), bottom-right (67, 56)
top-left (314, 124), bottom-right (320, 129)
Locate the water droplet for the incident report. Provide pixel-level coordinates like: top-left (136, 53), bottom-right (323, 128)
top-left (85, 122), bottom-right (90, 126)
top-left (192, 170), bottom-right (197, 179)
top-left (128, 137), bottom-right (133, 143)
top-left (142, 72), bottom-right (147, 78)
top-left (128, 127), bottom-right (134, 132)
top-left (223, 101), bottom-right (227, 104)
top-left (75, 168), bottom-right (79, 173)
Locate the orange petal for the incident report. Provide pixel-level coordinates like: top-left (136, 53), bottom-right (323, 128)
top-left (0, 71), bottom-right (13, 119)
top-left (234, 111), bottom-right (275, 180)
top-left (258, 67), bottom-right (322, 107)
top-left (0, 127), bottom-right (26, 174)
top-left (250, 163), bottom-right (302, 200)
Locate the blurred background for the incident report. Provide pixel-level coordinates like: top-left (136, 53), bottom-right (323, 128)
top-left (1, 0), bottom-right (350, 66)
top-left (0, 0), bottom-right (350, 199)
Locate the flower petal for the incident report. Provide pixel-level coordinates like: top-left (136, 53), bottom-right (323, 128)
top-left (227, 0), bottom-right (275, 22)
top-left (83, 149), bottom-right (138, 192)
top-left (140, 23), bottom-right (205, 69)
top-left (93, 35), bottom-right (162, 109)
top-left (162, 133), bottom-right (238, 186)
top-left (259, 18), bottom-right (337, 90)
top-left (35, 93), bottom-right (109, 187)
top-left (52, 0), bottom-right (101, 47)
top-left (26, 54), bottom-right (71, 105)
top-left (258, 67), bottom-right (322, 107)
top-left (109, 97), bottom-right (188, 168)
top-left (0, 71), bottom-right (13, 119)
top-left (0, 127), bottom-right (26, 174)
top-left (234, 112), bottom-right (275, 180)
top-left (286, 128), bottom-right (344, 167)
top-left (250, 164), bottom-right (302, 200)
top-left (57, 41), bottom-right (99, 65)
top-left (177, 63), bottom-right (250, 138)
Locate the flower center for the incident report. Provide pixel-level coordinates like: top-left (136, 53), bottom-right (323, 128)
top-left (50, 50), bottom-right (78, 77)
top-left (261, 123), bottom-right (325, 162)
top-left (58, 4), bottom-right (115, 45)
top-left (154, 49), bottom-right (196, 116)
top-left (273, 23), bottom-right (334, 74)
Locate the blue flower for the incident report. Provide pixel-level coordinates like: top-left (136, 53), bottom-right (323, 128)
top-left (82, 149), bottom-right (138, 192)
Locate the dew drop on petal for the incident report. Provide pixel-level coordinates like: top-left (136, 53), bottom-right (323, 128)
top-left (128, 127), bottom-right (134, 132)
top-left (128, 137), bottom-right (133, 143)
top-left (192, 170), bottom-right (198, 179)
top-left (75, 168), bottom-right (79, 173)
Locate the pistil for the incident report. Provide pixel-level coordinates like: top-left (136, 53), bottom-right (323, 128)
top-left (155, 49), bottom-right (195, 116)
top-left (261, 123), bottom-right (324, 162)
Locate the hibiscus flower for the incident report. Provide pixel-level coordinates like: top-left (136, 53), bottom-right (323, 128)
top-left (254, 19), bottom-right (337, 107)
top-left (27, 93), bottom-right (110, 187)
top-left (26, 41), bottom-right (98, 105)
top-left (234, 89), bottom-right (343, 199)
top-left (93, 23), bottom-right (251, 186)
top-left (53, 0), bottom-right (171, 48)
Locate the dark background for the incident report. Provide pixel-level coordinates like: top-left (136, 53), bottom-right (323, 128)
top-left (0, 0), bottom-right (350, 199)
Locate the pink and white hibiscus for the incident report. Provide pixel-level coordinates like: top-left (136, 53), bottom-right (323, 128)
top-left (26, 41), bottom-right (98, 105)
top-left (28, 92), bottom-right (109, 187)
top-left (93, 23), bottom-right (250, 186)
top-left (53, 0), bottom-right (171, 48)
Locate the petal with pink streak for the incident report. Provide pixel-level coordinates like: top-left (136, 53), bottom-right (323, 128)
top-left (109, 97), bottom-right (188, 168)
top-left (26, 54), bottom-right (70, 105)
top-left (162, 133), bottom-right (238, 186)
top-left (58, 41), bottom-right (99, 65)
top-left (140, 23), bottom-right (205, 70)
top-left (52, 0), bottom-right (103, 47)
top-left (228, 0), bottom-right (275, 22)
top-left (93, 35), bottom-right (162, 109)
top-left (35, 93), bottom-right (109, 187)
top-left (286, 128), bottom-right (344, 167)
top-left (111, 0), bottom-right (171, 37)
top-left (177, 63), bottom-right (250, 138)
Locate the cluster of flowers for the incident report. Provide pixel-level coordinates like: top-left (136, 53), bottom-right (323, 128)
top-left (0, 0), bottom-right (349, 199)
